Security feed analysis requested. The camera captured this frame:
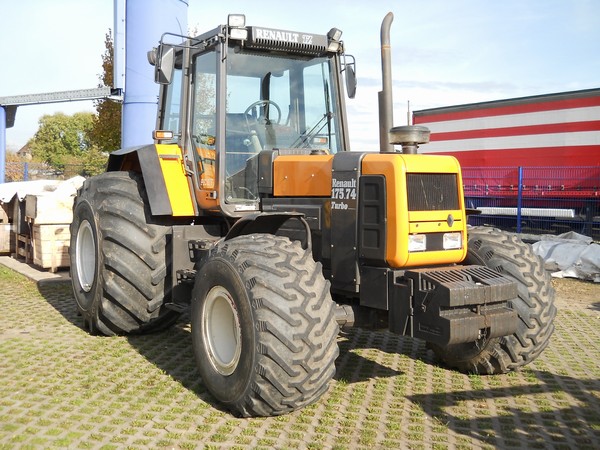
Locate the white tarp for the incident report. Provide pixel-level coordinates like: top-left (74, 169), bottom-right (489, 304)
top-left (532, 232), bottom-right (600, 283)
top-left (0, 180), bottom-right (62, 203)
top-left (0, 177), bottom-right (84, 204)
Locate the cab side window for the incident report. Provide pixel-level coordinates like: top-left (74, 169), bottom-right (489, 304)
top-left (160, 68), bottom-right (182, 144)
top-left (191, 52), bottom-right (217, 190)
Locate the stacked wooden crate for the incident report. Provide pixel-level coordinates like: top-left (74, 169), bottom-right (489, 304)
top-left (25, 193), bottom-right (74, 272)
top-left (0, 177), bottom-right (83, 271)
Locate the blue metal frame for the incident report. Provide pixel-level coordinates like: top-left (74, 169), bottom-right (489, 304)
top-left (464, 166), bottom-right (600, 239)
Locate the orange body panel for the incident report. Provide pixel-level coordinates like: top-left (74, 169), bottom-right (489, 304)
top-left (194, 146), bottom-right (219, 211)
top-left (361, 153), bottom-right (468, 268)
top-left (273, 155), bottom-right (334, 197)
top-left (197, 147), bottom-right (216, 190)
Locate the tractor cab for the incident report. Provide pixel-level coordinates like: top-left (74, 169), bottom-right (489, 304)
top-left (150, 14), bottom-right (355, 217)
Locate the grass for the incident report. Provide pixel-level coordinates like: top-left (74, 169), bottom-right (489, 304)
top-left (0, 264), bottom-right (37, 287)
top-left (1, 267), bottom-right (600, 448)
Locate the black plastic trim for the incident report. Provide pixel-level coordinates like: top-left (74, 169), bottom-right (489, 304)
top-left (358, 175), bottom-right (387, 266)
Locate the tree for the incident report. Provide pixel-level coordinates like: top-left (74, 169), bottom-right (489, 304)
top-left (5, 152), bottom-right (25, 182)
top-left (29, 112), bottom-right (95, 168)
top-left (89, 30), bottom-right (121, 152)
top-left (27, 111), bottom-right (108, 177)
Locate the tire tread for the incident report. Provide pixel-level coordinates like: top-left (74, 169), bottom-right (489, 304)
top-left (199, 234), bottom-right (339, 417)
top-left (70, 171), bottom-right (179, 335)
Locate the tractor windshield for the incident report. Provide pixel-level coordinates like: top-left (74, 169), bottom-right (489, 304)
top-left (223, 47), bottom-right (342, 204)
top-left (226, 48), bottom-right (341, 153)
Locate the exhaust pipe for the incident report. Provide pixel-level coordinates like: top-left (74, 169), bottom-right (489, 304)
top-left (378, 12), bottom-right (394, 153)
top-left (378, 12), bottom-right (431, 154)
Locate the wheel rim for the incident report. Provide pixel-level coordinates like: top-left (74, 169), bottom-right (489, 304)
top-left (203, 286), bottom-right (242, 376)
top-left (75, 220), bottom-right (96, 293)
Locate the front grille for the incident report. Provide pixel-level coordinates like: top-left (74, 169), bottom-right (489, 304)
top-left (407, 173), bottom-right (459, 211)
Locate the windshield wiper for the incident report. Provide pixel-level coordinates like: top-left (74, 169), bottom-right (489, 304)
top-left (290, 112), bottom-right (333, 148)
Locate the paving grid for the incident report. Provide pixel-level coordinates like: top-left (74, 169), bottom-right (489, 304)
top-left (0, 268), bottom-right (599, 449)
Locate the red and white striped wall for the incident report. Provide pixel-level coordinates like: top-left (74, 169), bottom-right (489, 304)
top-left (413, 88), bottom-right (600, 168)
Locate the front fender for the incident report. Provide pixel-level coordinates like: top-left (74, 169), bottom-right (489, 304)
top-left (107, 144), bottom-right (196, 217)
top-left (225, 212), bottom-right (312, 251)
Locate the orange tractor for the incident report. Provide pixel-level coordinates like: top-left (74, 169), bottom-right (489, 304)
top-left (70, 13), bottom-right (555, 417)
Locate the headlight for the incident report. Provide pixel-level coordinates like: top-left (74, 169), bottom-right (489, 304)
top-left (443, 232), bottom-right (462, 250)
top-left (408, 234), bottom-right (427, 252)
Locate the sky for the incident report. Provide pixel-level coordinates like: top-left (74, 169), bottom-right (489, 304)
top-left (0, 0), bottom-right (598, 152)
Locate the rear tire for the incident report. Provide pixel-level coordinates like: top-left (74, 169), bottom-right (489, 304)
top-left (191, 234), bottom-right (339, 417)
top-left (69, 171), bottom-right (179, 335)
top-left (430, 226), bottom-right (556, 374)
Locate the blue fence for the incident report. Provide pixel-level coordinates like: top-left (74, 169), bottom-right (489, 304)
top-left (463, 166), bottom-right (600, 240)
top-left (4, 162), bottom-right (86, 182)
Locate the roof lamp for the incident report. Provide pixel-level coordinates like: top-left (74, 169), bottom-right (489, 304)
top-left (327, 27), bottom-right (342, 52)
top-left (327, 28), bottom-right (342, 41)
top-left (230, 28), bottom-right (248, 40)
top-left (228, 14), bottom-right (246, 27)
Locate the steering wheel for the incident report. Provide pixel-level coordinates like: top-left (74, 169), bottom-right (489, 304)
top-left (244, 100), bottom-right (282, 124)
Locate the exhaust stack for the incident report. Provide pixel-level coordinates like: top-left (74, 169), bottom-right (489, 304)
top-left (378, 12), bottom-right (430, 154)
top-left (378, 12), bottom-right (394, 153)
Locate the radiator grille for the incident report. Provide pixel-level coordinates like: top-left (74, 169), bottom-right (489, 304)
top-left (407, 173), bottom-right (459, 211)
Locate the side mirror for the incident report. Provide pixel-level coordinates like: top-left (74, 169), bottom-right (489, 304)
top-left (154, 45), bottom-right (175, 85)
top-left (343, 54), bottom-right (357, 99)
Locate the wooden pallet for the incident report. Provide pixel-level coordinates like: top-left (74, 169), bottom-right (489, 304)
top-left (15, 234), bottom-right (32, 262)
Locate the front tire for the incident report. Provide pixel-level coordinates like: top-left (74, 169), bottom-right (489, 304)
top-left (69, 171), bottom-right (179, 335)
top-left (430, 226), bottom-right (556, 374)
top-left (191, 234), bottom-right (339, 417)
